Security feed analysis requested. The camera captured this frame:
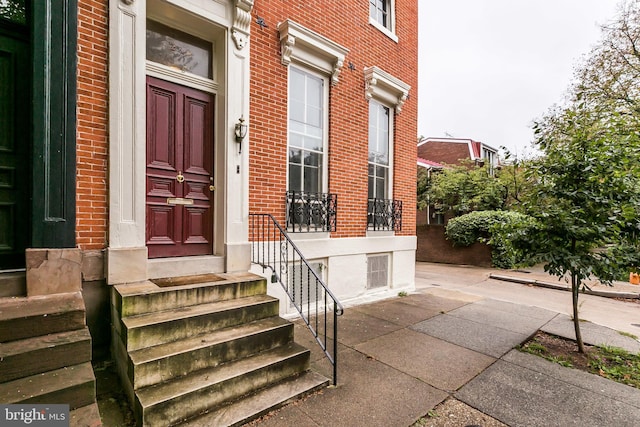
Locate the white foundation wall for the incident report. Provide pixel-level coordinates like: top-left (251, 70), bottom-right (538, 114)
top-left (252, 235), bottom-right (416, 317)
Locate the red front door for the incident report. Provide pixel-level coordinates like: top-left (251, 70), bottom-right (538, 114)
top-left (146, 76), bottom-right (214, 258)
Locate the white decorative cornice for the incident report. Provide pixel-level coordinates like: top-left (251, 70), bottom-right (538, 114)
top-left (277, 19), bottom-right (349, 85)
top-left (364, 66), bottom-right (411, 114)
top-left (232, 0), bottom-right (254, 50)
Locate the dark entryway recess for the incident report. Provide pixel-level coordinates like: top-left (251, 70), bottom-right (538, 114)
top-left (0, 0), bottom-right (78, 270)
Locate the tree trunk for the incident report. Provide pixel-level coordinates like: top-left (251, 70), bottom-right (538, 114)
top-left (571, 269), bottom-right (585, 353)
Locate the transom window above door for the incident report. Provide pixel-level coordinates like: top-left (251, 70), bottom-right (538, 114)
top-left (146, 19), bottom-right (212, 79)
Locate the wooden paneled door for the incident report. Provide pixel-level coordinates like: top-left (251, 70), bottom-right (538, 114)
top-left (146, 76), bottom-right (215, 258)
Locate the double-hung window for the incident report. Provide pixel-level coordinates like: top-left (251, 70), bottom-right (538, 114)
top-left (369, 0), bottom-right (397, 41)
top-left (364, 66), bottom-right (410, 232)
top-left (288, 67), bottom-right (325, 194)
top-left (368, 100), bottom-right (391, 200)
top-left (278, 20), bottom-right (347, 232)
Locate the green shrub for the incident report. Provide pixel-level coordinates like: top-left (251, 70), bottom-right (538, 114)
top-left (445, 210), bottom-right (538, 268)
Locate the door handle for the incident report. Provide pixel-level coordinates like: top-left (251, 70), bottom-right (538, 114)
top-left (176, 171), bottom-right (185, 183)
top-left (209, 177), bottom-right (215, 191)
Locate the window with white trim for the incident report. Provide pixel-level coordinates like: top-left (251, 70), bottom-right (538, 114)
top-left (368, 100), bottom-right (391, 200)
top-left (288, 67), bottom-right (327, 194)
top-left (369, 0), bottom-right (396, 40)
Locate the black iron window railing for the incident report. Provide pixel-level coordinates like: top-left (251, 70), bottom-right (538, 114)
top-left (286, 191), bottom-right (337, 233)
top-left (249, 213), bottom-right (344, 385)
top-left (367, 198), bottom-right (402, 231)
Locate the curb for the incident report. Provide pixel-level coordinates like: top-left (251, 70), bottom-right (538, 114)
top-left (489, 273), bottom-right (640, 300)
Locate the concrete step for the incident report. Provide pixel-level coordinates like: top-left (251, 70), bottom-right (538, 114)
top-left (0, 271), bottom-right (26, 297)
top-left (69, 402), bottom-right (103, 427)
top-left (0, 292), bottom-right (86, 342)
top-left (0, 328), bottom-right (92, 383)
top-left (135, 343), bottom-right (311, 427)
top-left (129, 316), bottom-right (294, 390)
top-left (0, 362), bottom-right (96, 410)
top-left (182, 370), bottom-right (329, 427)
top-left (119, 295), bottom-right (279, 351)
top-left (113, 273), bottom-right (267, 317)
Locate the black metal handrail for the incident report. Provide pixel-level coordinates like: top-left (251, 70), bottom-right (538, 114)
top-left (286, 191), bottom-right (337, 232)
top-left (249, 213), bottom-right (344, 385)
top-left (367, 198), bottom-right (402, 231)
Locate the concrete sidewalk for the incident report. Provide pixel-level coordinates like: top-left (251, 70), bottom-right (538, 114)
top-left (252, 286), bottom-right (640, 426)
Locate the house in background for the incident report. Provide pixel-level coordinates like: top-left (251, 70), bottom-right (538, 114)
top-left (417, 158), bottom-right (445, 225)
top-left (1, 0), bottom-right (418, 425)
top-left (418, 136), bottom-right (499, 174)
top-left (415, 137), bottom-right (497, 266)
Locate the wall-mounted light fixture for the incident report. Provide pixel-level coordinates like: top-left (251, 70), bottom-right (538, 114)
top-left (234, 116), bottom-right (248, 154)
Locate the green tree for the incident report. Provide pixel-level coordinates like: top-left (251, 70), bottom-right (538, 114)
top-left (518, 0), bottom-right (640, 353)
top-left (418, 161), bottom-right (505, 216)
top-left (522, 105), bottom-right (640, 353)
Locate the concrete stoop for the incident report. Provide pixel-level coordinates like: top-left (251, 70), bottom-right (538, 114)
top-left (0, 292), bottom-right (99, 426)
top-left (111, 273), bottom-right (329, 427)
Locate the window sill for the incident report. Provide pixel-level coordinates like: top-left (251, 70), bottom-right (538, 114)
top-left (366, 230), bottom-right (395, 238)
top-left (369, 18), bottom-right (399, 43)
top-left (288, 231), bottom-right (331, 241)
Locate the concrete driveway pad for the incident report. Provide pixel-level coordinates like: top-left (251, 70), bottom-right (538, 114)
top-left (411, 313), bottom-right (529, 358)
top-left (355, 328), bottom-right (495, 392)
top-left (445, 300), bottom-right (556, 335)
top-left (541, 314), bottom-right (640, 353)
top-left (457, 354), bottom-right (640, 427)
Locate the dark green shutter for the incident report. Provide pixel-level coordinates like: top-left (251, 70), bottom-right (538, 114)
top-left (31, 0), bottom-right (77, 248)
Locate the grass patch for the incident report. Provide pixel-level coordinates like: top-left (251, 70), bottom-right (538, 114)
top-left (520, 332), bottom-right (640, 388)
top-left (618, 330), bottom-right (639, 340)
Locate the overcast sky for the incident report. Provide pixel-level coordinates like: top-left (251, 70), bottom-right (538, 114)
top-left (418, 0), bottom-right (622, 156)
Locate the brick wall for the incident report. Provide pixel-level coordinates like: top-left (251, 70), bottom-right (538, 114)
top-left (249, 1), bottom-right (419, 237)
top-left (76, 0), bottom-right (108, 250)
top-left (416, 225), bottom-right (492, 267)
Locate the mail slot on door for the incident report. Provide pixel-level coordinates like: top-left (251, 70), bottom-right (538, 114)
top-left (167, 198), bottom-right (194, 205)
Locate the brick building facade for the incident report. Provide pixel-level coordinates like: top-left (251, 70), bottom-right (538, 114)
top-left (1, 0), bottom-right (418, 423)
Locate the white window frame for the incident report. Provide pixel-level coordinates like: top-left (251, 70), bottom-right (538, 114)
top-left (369, 0), bottom-right (398, 42)
top-left (368, 100), bottom-right (393, 200)
top-left (287, 65), bottom-right (330, 195)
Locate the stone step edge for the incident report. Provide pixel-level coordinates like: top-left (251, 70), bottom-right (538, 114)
top-left (113, 272), bottom-right (266, 298)
top-left (182, 370), bottom-right (330, 427)
top-left (129, 316), bottom-right (292, 366)
top-left (0, 328), bottom-right (92, 383)
top-left (0, 362), bottom-right (95, 408)
top-left (121, 294), bottom-right (278, 329)
top-left (0, 291), bottom-right (85, 321)
top-left (135, 342), bottom-right (309, 409)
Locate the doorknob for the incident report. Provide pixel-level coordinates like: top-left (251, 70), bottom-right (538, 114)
top-left (209, 177), bottom-right (215, 192)
top-left (176, 171), bottom-right (185, 183)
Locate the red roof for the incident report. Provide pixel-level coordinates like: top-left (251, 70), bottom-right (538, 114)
top-left (417, 158), bottom-right (445, 168)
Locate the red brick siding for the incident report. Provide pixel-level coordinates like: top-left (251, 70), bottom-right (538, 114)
top-left (249, 1), bottom-right (418, 237)
top-left (76, 0), bottom-right (108, 250)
